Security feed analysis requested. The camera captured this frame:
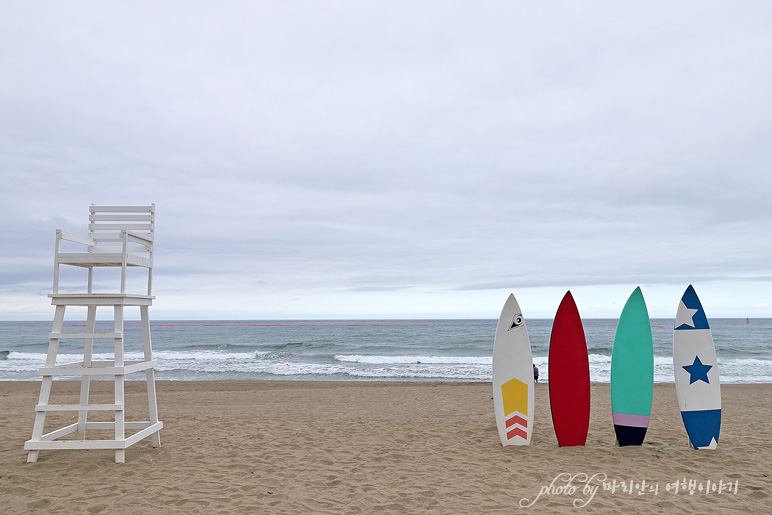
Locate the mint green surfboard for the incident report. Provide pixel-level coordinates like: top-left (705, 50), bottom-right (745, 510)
top-left (610, 287), bottom-right (653, 446)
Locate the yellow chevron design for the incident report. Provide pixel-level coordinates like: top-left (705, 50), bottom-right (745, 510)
top-left (502, 377), bottom-right (528, 417)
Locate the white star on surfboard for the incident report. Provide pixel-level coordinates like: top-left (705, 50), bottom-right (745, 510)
top-left (676, 301), bottom-right (699, 328)
top-left (698, 437), bottom-right (718, 450)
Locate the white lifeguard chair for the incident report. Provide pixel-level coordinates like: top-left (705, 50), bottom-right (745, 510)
top-left (25, 205), bottom-right (163, 463)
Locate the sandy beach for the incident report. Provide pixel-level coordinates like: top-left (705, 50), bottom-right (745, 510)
top-left (1, 381), bottom-right (770, 513)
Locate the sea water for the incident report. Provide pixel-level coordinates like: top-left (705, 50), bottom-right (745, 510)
top-left (0, 319), bottom-right (770, 382)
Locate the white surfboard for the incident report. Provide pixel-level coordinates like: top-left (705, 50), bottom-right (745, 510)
top-left (674, 285), bottom-right (721, 449)
top-left (492, 293), bottom-right (535, 446)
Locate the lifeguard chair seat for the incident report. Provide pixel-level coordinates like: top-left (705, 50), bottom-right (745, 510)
top-left (53, 204), bottom-right (154, 295)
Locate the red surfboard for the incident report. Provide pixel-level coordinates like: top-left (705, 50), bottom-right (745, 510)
top-left (548, 291), bottom-right (591, 446)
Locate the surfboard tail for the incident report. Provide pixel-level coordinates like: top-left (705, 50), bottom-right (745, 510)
top-left (612, 412), bottom-right (650, 446)
top-left (614, 425), bottom-right (648, 447)
top-left (499, 377), bottom-right (532, 445)
top-left (680, 409), bottom-right (721, 450)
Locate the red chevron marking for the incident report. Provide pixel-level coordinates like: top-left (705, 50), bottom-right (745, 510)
top-left (505, 414), bottom-right (527, 429)
top-left (507, 427), bottom-right (528, 440)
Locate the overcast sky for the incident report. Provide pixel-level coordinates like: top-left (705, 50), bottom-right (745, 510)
top-left (1, 1), bottom-right (771, 320)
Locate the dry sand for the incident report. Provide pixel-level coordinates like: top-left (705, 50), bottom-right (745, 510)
top-left (1, 381), bottom-right (770, 513)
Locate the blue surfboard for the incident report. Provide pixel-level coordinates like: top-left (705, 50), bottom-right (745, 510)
top-left (673, 285), bottom-right (721, 449)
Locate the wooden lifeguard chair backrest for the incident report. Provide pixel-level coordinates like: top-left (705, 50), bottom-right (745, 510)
top-left (88, 204), bottom-right (155, 254)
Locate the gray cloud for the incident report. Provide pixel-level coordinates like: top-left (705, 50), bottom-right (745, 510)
top-left (1, 1), bottom-right (771, 318)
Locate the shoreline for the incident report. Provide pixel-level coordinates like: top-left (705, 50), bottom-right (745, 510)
top-left (1, 381), bottom-right (770, 512)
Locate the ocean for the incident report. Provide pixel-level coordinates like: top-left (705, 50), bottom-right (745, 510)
top-left (1, 318), bottom-right (770, 383)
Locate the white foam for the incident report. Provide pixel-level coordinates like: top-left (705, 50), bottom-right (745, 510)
top-left (334, 355), bottom-right (491, 365)
top-left (3, 348), bottom-right (771, 383)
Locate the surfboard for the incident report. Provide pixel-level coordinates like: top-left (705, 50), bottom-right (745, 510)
top-left (492, 293), bottom-right (535, 446)
top-left (548, 291), bottom-right (591, 446)
top-left (610, 287), bottom-right (653, 446)
top-left (674, 285), bottom-right (721, 449)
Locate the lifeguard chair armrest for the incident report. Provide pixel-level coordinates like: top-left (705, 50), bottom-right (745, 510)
top-left (124, 231), bottom-right (154, 244)
top-left (57, 230), bottom-right (97, 247)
